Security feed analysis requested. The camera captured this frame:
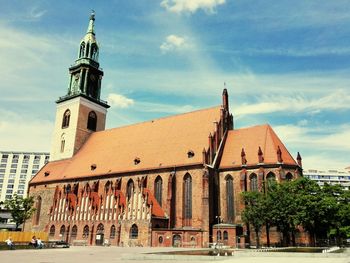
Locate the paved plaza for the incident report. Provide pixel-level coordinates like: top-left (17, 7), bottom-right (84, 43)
top-left (0, 246), bottom-right (349, 263)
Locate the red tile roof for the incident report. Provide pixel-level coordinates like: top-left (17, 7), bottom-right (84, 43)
top-left (31, 106), bottom-right (222, 184)
top-left (220, 124), bottom-right (298, 169)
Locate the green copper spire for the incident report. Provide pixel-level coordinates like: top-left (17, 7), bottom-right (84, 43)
top-left (87, 10), bottom-right (95, 35)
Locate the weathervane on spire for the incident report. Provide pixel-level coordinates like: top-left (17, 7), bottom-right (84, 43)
top-left (90, 10), bottom-right (95, 20)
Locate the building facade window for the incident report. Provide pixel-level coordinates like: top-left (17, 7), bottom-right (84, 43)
top-left (71, 225), bottom-right (78, 240)
top-left (83, 225), bottom-right (89, 239)
top-left (127, 179), bottom-right (134, 200)
top-left (110, 225), bottom-right (116, 239)
top-left (226, 175), bottom-right (234, 222)
top-left (87, 111), bottom-right (97, 131)
top-left (217, 230), bottom-right (222, 240)
top-left (183, 173), bottom-right (192, 220)
top-left (154, 176), bottom-right (163, 207)
top-left (49, 225), bottom-right (55, 238)
top-left (130, 224), bottom-right (138, 239)
top-left (250, 173), bottom-right (258, 191)
top-left (286, 172), bottom-right (293, 181)
top-left (62, 109), bottom-right (71, 128)
top-left (266, 172), bottom-right (276, 189)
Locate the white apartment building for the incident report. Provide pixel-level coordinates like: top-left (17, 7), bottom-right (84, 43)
top-left (0, 151), bottom-right (49, 202)
top-left (303, 168), bottom-right (350, 190)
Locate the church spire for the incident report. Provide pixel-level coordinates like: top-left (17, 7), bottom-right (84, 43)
top-left (87, 10), bottom-right (95, 35)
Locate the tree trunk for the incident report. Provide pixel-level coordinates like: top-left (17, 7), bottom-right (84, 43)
top-left (266, 222), bottom-right (270, 247)
top-left (291, 230), bottom-right (296, 246)
top-left (255, 229), bottom-right (260, 248)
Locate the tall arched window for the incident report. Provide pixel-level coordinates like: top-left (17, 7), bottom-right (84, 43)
top-left (226, 175), bottom-right (234, 222)
top-left (33, 196), bottom-right (42, 225)
top-left (127, 179), bottom-right (134, 199)
top-left (154, 176), bottom-right (163, 207)
top-left (130, 224), bottom-right (138, 239)
top-left (183, 173), bottom-right (192, 220)
top-left (71, 225), bottom-right (78, 240)
top-left (110, 225), bottom-right (116, 239)
top-left (83, 225), bottom-right (89, 239)
top-left (87, 111), bottom-right (97, 131)
top-left (60, 225), bottom-right (66, 240)
top-left (97, 224), bottom-right (104, 235)
top-left (62, 109), bottom-right (71, 128)
top-left (79, 42), bottom-right (85, 58)
top-left (286, 172), bottom-right (293, 181)
top-left (223, 231), bottom-right (228, 240)
top-left (250, 173), bottom-right (258, 191)
top-left (49, 225), bottom-right (55, 238)
top-left (60, 134), bottom-right (65, 153)
top-left (86, 43), bottom-right (90, 58)
top-left (266, 172), bottom-right (276, 189)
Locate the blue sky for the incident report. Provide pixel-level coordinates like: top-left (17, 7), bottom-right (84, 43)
top-left (0, 0), bottom-right (349, 170)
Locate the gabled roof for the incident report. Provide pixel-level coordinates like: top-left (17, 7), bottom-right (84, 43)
top-left (31, 106), bottom-right (222, 184)
top-left (219, 124), bottom-right (298, 169)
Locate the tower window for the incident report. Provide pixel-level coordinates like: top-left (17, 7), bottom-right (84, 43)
top-left (62, 109), bottom-right (71, 128)
top-left (79, 42), bottom-right (85, 58)
top-left (87, 111), bottom-right (97, 131)
top-left (60, 135), bottom-right (65, 153)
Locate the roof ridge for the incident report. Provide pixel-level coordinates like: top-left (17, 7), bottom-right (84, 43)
top-left (95, 105), bottom-right (222, 135)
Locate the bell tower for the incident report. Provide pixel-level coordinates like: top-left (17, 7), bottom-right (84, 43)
top-left (50, 11), bottom-right (109, 162)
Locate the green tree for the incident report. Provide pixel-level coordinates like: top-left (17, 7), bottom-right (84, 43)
top-left (265, 180), bottom-right (299, 247)
top-left (241, 191), bottom-right (267, 248)
top-left (4, 194), bottom-right (36, 230)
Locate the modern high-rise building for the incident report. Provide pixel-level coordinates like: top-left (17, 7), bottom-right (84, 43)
top-left (303, 168), bottom-right (350, 190)
top-left (0, 151), bottom-right (49, 202)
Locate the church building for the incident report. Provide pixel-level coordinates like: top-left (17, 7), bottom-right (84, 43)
top-left (26, 13), bottom-right (303, 248)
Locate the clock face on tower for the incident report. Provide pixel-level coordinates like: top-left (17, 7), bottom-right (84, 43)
top-left (90, 74), bottom-right (96, 81)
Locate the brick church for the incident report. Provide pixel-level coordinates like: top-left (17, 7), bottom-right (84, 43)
top-left (26, 13), bottom-right (303, 248)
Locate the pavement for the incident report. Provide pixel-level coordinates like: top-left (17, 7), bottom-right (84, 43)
top-left (0, 246), bottom-right (349, 263)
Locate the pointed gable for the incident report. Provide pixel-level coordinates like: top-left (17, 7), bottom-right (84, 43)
top-left (219, 124), bottom-right (297, 169)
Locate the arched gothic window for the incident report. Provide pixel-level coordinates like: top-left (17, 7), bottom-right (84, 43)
top-left (127, 179), bottom-right (134, 200)
top-left (223, 231), bottom-right (228, 240)
top-left (66, 184), bottom-right (71, 194)
top-left (183, 173), bottom-right (192, 220)
top-left (97, 223), bottom-right (104, 235)
top-left (130, 224), bottom-right (138, 239)
top-left (286, 172), bottom-right (293, 181)
top-left (79, 42), bottom-right (85, 58)
top-left (154, 176), bottom-right (163, 207)
top-left (86, 43), bottom-right (90, 58)
top-left (71, 225), bottom-right (78, 240)
top-left (250, 173), bottom-right (258, 191)
top-left (266, 172), bottom-right (276, 189)
top-left (87, 111), bottom-right (97, 131)
top-left (110, 225), bottom-right (116, 239)
top-left (83, 225), bottom-right (89, 239)
top-left (33, 196), bottom-right (42, 225)
top-left (226, 175), bottom-right (234, 222)
top-left (62, 110), bottom-right (71, 129)
top-left (60, 225), bottom-right (66, 239)
top-left (49, 225), bottom-right (55, 238)
top-left (60, 134), bottom-right (65, 153)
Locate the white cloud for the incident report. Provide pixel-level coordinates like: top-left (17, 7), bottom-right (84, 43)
top-left (161, 0), bottom-right (226, 14)
top-left (29, 7), bottom-right (47, 19)
top-left (137, 101), bottom-right (195, 114)
top-left (160, 34), bottom-right (188, 53)
top-left (107, 93), bottom-right (134, 108)
top-left (0, 109), bottom-right (53, 152)
top-left (234, 90), bottom-right (350, 116)
top-left (274, 124), bottom-right (350, 151)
